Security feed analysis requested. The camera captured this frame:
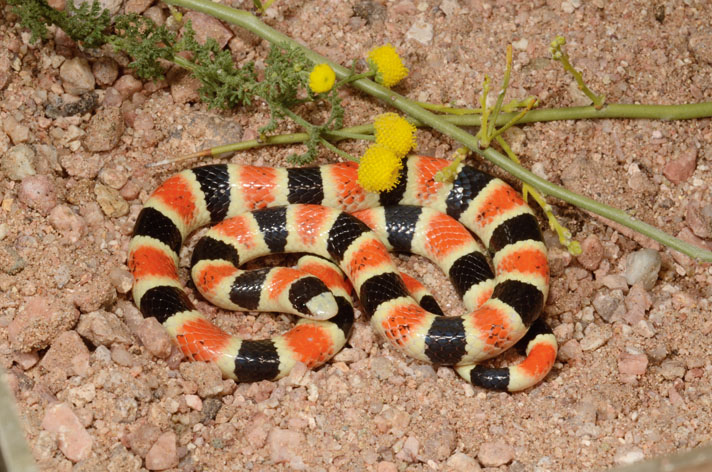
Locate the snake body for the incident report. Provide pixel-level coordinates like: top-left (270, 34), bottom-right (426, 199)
top-left (129, 156), bottom-right (557, 391)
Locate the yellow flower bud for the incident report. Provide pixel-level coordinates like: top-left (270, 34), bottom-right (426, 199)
top-left (373, 113), bottom-right (417, 157)
top-left (309, 63), bottom-right (336, 94)
top-left (367, 44), bottom-right (409, 88)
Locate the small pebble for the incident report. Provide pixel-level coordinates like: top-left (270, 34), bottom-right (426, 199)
top-left (179, 361), bottom-right (224, 397)
top-left (0, 243), bottom-right (26, 275)
top-left (660, 360), bottom-right (686, 380)
top-left (185, 394), bottom-right (203, 411)
top-left (48, 205), bottom-right (87, 244)
top-left (478, 440), bottom-right (514, 467)
top-left (662, 148), bottom-right (697, 184)
top-left (267, 428), bottom-right (306, 468)
top-left (40, 330), bottom-right (91, 376)
top-left (42, 402), bottom-right (93, 462)
top-left (95, 183), bottom-right (129, 218)
top-left (376, 462), bottom-right (398, 472)
top-left (109, 267), bottom-right (133, 294)
top-left (395, 435), bottom-right (420, 463)
top-left (618, 351), bottom-right (648, 376)
top-left (592, 289), bottom-right (624, 322)
top-left (137, 317), bottom-right (173, 359)
top-left (557, 339), bottom-right (583, 362)
top-left (182, 12), bottom-right (234, 48)
top-left (371, 356), bottom-right (395, 380)
top-left (579, 324), bottom-right (612, 351)
top-left (84, 106), bottom-right (125, 152)
top-left (18, 175), bottom-right (58, 215)
top-left (2, 144), bottom-right (36, 181)
top-left (59, 57), bottom-right (95, 95)
top-left (114, 75), bottom-right (143, 100)
top-left (446, 452), bottom-right (481, 471)
top-left (2, 115), bottom-right (30, 144)
top-left (688, 30), bottom-right (712, 65)
top-left (625, 249), bottom-right (661, 290)
top-left (145, 431), bottom-right (179, 471)
top-left (9, 296), bottom-right (80, 352)
top-left (685, 201), bottom-right (712, 239)
top-left (614, 446), bottom-right (645, 465)
top-left (406, 20), bottom-right (434, 45)
top-left (576, 235), bottom-right (604, 270)
top-left (76, 310), bottom-right (133, 347)
top-left (599, 274), bottom-right (628, 291)
top-left (91, 57), bottom-right (119, 87)
top-left (623, 283), bottom-right (652, 325)
top-left (128, 422), bottom-right (162, 458)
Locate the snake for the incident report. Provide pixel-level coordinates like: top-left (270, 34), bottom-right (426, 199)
top-left (128, 155), bottom-right (557, 391)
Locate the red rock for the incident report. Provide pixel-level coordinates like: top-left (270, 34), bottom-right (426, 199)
top-left (41, 402), bottom-right (93, 462)
top-left (182, 12), bottom-right (234, 48)
top-left (576, 235), bottom-right (604, 271)
top-left (662, 148), bottom-right (697, 184)
top-left (618, 351), bottom-right (648, 376)
top-left (144, 431), bottom-right (178, 471)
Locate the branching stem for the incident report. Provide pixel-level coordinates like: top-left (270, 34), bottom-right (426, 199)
top-left (164, 0), bottom-right (712, 262)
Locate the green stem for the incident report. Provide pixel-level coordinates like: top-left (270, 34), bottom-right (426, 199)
top-left (163, 0), bottom-right (712, 263)
top-left (320, 139), bottom-right (358, 162)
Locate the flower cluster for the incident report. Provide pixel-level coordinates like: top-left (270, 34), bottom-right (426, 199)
top-left (358, 113), bottom-right (417, 193)
top-left (367, 44), bottom-right (409, 88)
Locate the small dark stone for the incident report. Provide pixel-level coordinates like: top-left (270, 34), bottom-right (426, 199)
top-left (352, 0), bottom-right (387, 24)
top-left (45, 91), bottom-right (98, 118)
top-left (201, 397), bottom-right (223, 423)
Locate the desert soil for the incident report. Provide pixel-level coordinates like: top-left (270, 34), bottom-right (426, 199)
top-left (1, 0), bottom-right (711, 471)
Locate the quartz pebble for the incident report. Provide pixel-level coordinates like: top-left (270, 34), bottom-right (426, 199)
top-left (446, 452), bottom-right (482, 471)
top-left (42, 402), bottom-right (93, 462)
top-left (60, 57), bottom-right (95, 95)
top-left (395, 435), bottom-right (420, 462)
top-left (625, 249), bottom-right (661, 290)
top-left (18, 175), bottom-right (57, 215)
top-left (2, 144), bottom-right (36, 181)
top-left (478, 440), bottom-right (514, 467)
top-left (40, 330), bottom-right (91, 377)
top-left (91, 57), bottom-right (119, 86)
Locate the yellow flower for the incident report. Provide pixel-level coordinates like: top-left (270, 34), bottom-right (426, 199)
top-left (309, 64), bottom-right (336, 94)
top-left (367, 44), bottom-right (409, 88)
top-left (358, 144), bottom-right (403, 193)
top-left (373, 113), bottom-right (417, 157)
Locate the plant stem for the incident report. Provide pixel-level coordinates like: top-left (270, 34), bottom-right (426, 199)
top-left (163, 0), bottom-right (712, 263)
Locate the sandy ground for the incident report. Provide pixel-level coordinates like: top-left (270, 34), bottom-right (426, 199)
top-left (1, 0), bottom-right (712, 471)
